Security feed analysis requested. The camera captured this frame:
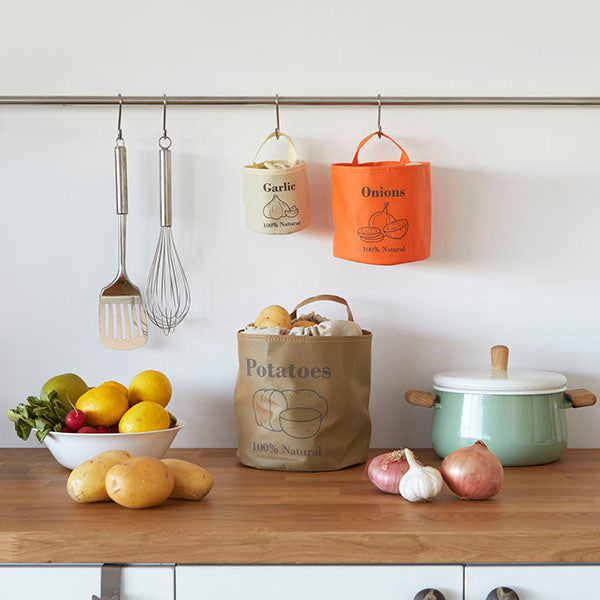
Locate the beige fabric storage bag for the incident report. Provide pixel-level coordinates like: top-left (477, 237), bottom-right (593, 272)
top-left (242, 132), bottom-right (310, 234)
top-left (233, 295), bottom-right (372, 471)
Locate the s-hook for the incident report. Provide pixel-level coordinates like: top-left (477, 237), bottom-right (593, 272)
top-left (377, 93), bottom-right (383, 138)
top-left (116, 93), bottom-right (124, 144)
top-left (274, 93), bottom-right (280, 139)
top-left (159, 94), bottom-right (172, 149)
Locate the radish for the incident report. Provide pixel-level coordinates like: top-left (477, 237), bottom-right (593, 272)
top-left (77, 426), bottom-right (97, 433)
top-left (108, 425), bottom-right (119, 433)
top-left (61, 425), bottom-right (76, 433)
top-left (96, 426), bottom-right (109, 434)
top-left (65, 409), bottom-right (86, 430)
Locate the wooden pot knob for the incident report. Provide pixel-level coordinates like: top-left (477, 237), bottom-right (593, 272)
top-left (491, 345), bottom-right (509, 371)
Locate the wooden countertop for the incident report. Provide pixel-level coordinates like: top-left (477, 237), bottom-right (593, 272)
top-left (1, 448), bottom-right (600, 564)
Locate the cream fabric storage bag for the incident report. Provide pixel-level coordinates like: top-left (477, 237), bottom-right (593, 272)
top-left (242, 132), bottom-right (310, 234)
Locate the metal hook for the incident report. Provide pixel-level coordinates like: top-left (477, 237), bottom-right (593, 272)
top-left (274, 94), bottom-right (280, 139)
top-left (116, 94), bottom-right (123, 142)
top-left (159, 94), bottom-right (172, 149)
top-left (377, 94), bottom-right (383, 138)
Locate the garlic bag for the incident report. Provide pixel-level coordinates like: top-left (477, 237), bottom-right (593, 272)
top-left (243, 131), bottom-right (310, 235)
top-left (399, 448), bottom-right (443, 503)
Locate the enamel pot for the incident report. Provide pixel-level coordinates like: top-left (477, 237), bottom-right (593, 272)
top-left (405, 345), bottom-right (597, 466)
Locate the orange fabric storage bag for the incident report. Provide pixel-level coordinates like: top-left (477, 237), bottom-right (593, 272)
top-left (331, 132), bottom-right (431, 265)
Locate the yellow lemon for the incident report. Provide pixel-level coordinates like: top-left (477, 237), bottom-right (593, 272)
top-left (128, 370), bottom-right (172, 407)
top-left (254, 305), bottom-right (292, 329)
top-left (119, 401), bottom-right (171, 433)
top-left (100, 381), bottom-right (128, 396)
top-left (75, 386), bottom-right (129, 427)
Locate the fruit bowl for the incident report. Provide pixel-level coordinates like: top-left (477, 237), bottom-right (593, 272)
top-left (43, 421), bottom-right (186, 470)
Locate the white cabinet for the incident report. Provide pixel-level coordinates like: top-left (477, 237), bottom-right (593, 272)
top-left (465, 565), bottom-right (600, 599)
top-left (0, 565), bottom-right (174, 600)
top-left (121, 566), bottom-right (175, 600)
top-left (176, 565), bottom-right (464, 600)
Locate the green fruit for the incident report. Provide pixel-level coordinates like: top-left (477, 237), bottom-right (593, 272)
top-left (41, 373), bottom-right (89, 411)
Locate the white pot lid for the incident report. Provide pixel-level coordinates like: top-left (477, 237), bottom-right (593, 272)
top-left (432, 345), bottom-right (567, 395)
top-left (433, 368), bottom-right (567, 395)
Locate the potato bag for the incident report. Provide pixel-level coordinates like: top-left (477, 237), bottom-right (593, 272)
top-left (233, 295), bottom-right (372, 471)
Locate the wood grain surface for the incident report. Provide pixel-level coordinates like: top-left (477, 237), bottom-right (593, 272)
top-left (1, 448), bottom-right (600, 564)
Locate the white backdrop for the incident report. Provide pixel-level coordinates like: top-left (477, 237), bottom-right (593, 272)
top-left (1, 0), bottom-right (599, 448)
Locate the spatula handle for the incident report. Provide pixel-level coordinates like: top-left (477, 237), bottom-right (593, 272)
top-left (114, 144), bottom-right (128, 215)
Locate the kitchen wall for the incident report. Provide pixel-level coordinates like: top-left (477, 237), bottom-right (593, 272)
top-left (2, 0), bottom-right (599, 448)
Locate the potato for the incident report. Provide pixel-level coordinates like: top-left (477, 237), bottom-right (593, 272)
top-left (105, 457), bottom-right (174, 509)
top-left (161, 458), bottom-right (214, 500)
top-left (67, 450), bottom-right (134, 503)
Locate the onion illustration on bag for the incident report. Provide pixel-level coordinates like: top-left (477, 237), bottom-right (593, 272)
top-left (263, 194), bottom-right (299, 221)
top-left (252, 388), bottom-right (328, 439)
top-left (357, 202), bottom-right (409, 242)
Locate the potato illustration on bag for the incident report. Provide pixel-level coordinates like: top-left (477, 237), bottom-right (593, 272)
top-left (252, 389), bottom-right (288, 431)
top-left (252, 388), bottom-right (328, 439)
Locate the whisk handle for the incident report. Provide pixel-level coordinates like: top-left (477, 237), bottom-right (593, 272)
top-left (114, 145), bottom-right (128, 215)
top-left (160, 147), bottom-right (172, 227)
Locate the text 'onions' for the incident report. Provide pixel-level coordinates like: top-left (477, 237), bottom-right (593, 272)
top-left (441, 440), bottom-right (504, 500)
top-left (365, 450), bottom-right (412, 494)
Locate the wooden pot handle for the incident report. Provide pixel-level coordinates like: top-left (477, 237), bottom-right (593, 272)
top-left (565, 389), bottom-right (597, 408)
top-left (491, 345), bottom-right (509, 371)
top-left (405, 390), bottom-right (435, 408)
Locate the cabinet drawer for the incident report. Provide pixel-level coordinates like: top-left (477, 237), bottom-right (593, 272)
top-left (465, 565), bottom-right (600, 599)
top-left (176, 565), bottom-right (463, 600)
top-left (0, 565), bottom-right (174, 600)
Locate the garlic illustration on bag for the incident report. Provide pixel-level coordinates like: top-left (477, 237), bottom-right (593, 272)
top-left (399, 448), bottom-right (443, 502)
top-left (263, 194), bottom-right (299, 220)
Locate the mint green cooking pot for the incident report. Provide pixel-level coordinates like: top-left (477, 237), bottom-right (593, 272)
top-left (406, 345), bottom-right (597, 466)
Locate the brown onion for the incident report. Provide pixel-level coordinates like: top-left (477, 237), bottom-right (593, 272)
top-left (365, 450), bottom-right (414, 494)
top-left (441, 440), bottom-right (503, 500)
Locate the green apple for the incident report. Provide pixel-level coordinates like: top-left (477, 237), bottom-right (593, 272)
top-left (41, 373), bottom-right (89, 411)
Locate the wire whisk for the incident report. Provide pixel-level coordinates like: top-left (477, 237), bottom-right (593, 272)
top-left (145, 96), bottom-right (190, 335)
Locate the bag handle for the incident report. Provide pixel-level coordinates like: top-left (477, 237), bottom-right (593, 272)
top-left (290, 294), bottom-right (354, 322)
top-left (351, 131), bottom-right (411, 166)
top-left (252, 131), bottom-right (298, 166)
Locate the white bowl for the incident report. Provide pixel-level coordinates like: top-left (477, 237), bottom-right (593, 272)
top-left (43, 421), bottom-right (186, 469)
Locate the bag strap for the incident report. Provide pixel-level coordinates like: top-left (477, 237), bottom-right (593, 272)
top-left (251, 131), bottom-right (298, 166)
top-left (290, 294), bottom-right (354, 322)
top-left (351, 131), bottom-right (410, 166)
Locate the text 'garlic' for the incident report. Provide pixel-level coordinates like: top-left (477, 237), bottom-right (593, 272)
top-left (399, 448), bottom-right (443, 503)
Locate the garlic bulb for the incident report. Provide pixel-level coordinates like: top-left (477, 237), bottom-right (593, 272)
top-left (399, 448), bottom-right (443, 503)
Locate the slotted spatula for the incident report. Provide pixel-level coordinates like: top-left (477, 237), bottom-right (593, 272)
top-left (98, 140), bottom-right (148, 350)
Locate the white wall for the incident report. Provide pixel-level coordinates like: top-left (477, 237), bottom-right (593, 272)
top-left (2, 0), bottom-right (599, 449)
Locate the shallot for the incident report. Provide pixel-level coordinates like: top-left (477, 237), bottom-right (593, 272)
top-left (365, 450), bottom-right (412, 494)
top-left (441, 440), bottom-right (503, 500)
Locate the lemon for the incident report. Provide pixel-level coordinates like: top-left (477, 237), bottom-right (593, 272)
top-left (128, 370), bottom-right (172, 408)
top-left (119, 401), bottom-right (171, 433)
top-left (75, 386), bottom-right (129, 427)
top-left (100, 381), bottom-right (128, 396)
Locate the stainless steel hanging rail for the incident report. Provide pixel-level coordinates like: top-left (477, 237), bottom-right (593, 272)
top-left (1, 95), bottom-right (600, 106)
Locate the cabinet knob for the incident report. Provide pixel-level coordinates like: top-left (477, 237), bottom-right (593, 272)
top-left (413, 590), bottom-right (446, 600)
top-left (486, 587), bottom-right (520, 600)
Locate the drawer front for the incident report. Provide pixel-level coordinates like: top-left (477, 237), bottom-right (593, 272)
top-left (0, 565), bottom-right (174, 600)
top-left (465, 565), bottom-right (600, 599)
top-left (176, 565), bottom-right (463, 600)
